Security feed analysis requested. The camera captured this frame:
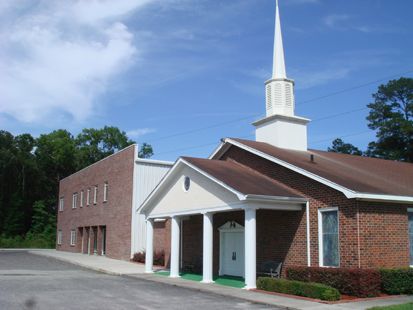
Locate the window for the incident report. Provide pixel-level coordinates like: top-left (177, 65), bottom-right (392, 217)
top-left (80, 190), bottom-right (84, 207)
top-left (72, 193), bottom-right (78, 209)
top-left (183, 176), bottom-right (190, 192)
top-left (318, 208), bottom-right (339, 267)
top-left (87, 188), bottom-right (91, 206)
top-left (57, 230), bottom-right (62, 245)
top-left (103, 182), bottom-right (108, 202)
top-left (93, 185), bottom-right (98, 204)
top-left (409, 209), bottom-right (413, 266)
top-left (59, 197), bottom-right (64, 212)
top-left (70, 230), bottom-right (76, 246)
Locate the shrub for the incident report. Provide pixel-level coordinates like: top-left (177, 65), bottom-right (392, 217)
top-left (287, 266), bottom-right (381, 297)
top-left (132, 250), bottom-right (165, 266)
top-left (132, 252), bottom-right (145, 263)
top-left (154, 251), bottom-right (165, 266)
top-left (257, 277), bottom-right (340, 301)
top-left (380, 268), bottom-right (413, 295)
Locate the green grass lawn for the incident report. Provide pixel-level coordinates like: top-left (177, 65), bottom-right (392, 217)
top-left (368, 303), bottom-right (413, 310)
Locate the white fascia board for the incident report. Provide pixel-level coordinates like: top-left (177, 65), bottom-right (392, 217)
top-left (354, 194), bottom-right (413, 204)
top-left (244, 194), bottom-right (307, 204)
top-left (180, 158), bottom-right (245, 200)
top-left (147, 202), bottom-right (245, 219)
top-left (208, 140), bottom-right (229, 159)
top-left (147, 200), bottom-right (303, 219)
top-left (135, 158), bottom-right (174, 166)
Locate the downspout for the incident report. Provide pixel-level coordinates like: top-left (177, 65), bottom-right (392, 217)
top-left (306, 201), bottom-right (311, 267)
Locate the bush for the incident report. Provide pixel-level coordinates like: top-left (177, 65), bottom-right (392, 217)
top-left (380, 268), bottom-right (413, 295)
top-left (257, 277), bottom-right (340, 301)
top-left (132, 250), bottom-right (165, 266)
top-left (287, 266), bottom-right (381, 297)
top-left (154, 251), bottom-right (165, 266)
top-left (132, 252), bottom-right (145, 263)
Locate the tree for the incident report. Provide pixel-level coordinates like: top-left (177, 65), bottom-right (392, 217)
top-left (75, 126), bottom-right (135, 169)
top-left (138, 142), bottom-right (154, 159)
top-left (328, 138), bottom-right (362, 156)
top-left (366, 77), bottom-right (413, 162)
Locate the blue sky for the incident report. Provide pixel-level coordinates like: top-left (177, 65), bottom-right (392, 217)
top-left (1, 0), bottom-right (412, 161)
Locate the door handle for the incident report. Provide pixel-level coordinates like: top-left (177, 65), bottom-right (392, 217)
top-left (232, 252), bottom-right (236, 261)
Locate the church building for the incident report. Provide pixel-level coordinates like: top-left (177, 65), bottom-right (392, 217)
top-left (138, 1), bottom-right (413, 290)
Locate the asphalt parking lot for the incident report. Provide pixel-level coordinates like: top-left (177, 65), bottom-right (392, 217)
top-left (0, 250), bottom-right (276, 310)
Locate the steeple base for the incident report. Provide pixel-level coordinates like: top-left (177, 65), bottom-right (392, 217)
top-left (253, 114), bottom-right (310, 151)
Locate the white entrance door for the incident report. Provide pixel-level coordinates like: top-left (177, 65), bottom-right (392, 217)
top-left (219, 222), bottom-right (245, 277)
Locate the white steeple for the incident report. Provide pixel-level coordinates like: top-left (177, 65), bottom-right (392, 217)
top-left (273, 0), bottom-right (286, 79)
top-left (252, 0), bottom-right (310, 151)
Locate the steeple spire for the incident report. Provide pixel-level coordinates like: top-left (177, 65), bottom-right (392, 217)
top-left (253, 0), bottom-right (310, 151)
top-left (273, 0), bottom-right (286, 79)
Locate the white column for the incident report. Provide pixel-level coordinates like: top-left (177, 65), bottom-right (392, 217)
top-left (202, 212), bottom-right (214, 283)
top-left (170, 216), bottom-right (180, 278)
top-left (244, 207), bottom-right (257, 290)
top-left (145, 218), bottom-right (154, 273)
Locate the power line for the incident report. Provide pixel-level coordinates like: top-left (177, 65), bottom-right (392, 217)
top-left (145, 69), bottom-right (412, 145)
top-left (155, 134), bottom-right (254, 156)
top-left (296, 69), bottom-right (413, 106)
top-left (311, 107), bottom-right (368, 123)
top-left (310, 130), bottom-right (372, 146)
top-left (148, 114), bottom-right (259, 143)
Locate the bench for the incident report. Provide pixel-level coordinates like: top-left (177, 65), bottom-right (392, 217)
top-left (258, 261), bottom-right (282, 278)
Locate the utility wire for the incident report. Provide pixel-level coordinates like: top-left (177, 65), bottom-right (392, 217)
top-left (146, 69), bottom-right (412, 145)
top-left (310, 130), bottom-right (372, 146)
top-left (296, 69), bottom-right (413, 106)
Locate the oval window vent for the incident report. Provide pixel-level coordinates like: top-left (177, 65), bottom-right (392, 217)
top-left (183, 176), bottom-right (190, 192)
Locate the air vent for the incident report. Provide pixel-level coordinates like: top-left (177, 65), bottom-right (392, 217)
top-left (266, 84), bottom-right (272, 110)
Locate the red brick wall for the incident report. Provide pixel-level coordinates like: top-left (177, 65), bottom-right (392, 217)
top-left (220, 145), bottom-right (412, 269)
top-left (153, 219), bottom-right (171, 267)
top-left (358, 201), bottom-right (410, 268)
top-left (56, 145), bottom-right (135, 260)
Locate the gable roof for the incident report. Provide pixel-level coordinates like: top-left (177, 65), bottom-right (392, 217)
top-left (182, 157), bottom-right (302, 199)
top-left (138, 156), bottom-right (306, 214)
top-left (211, 138), bottom-right (413, 203)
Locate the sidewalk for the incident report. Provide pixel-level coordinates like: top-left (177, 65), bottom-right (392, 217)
top-left (29, 249), bottom-right (145, 275)
top-left (29, 249), bottom-right (413, 310)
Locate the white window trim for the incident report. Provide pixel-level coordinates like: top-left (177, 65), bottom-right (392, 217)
top-left (93, 185), bottom-right (98, 205)
top-left (87, 188), bottom-right (91, 206)
top-left (80, 190), bottom-right (84, 207)
top-left (70, 230), bottom-right (76, 246)
top-left (103, 182), bottom-right (108, 202)
top-left (408, 208), bottom-right (413, 268)
top-left (72, 193), bottom-right (78, 209)
top-left (318, 207), bottom-right (340, 267)
top-left (57, 230), bottom-right (62, 245)
top-left (59, 197), bottom-right (64, 212)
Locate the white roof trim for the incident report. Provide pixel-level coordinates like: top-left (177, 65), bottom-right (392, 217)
top-left (216, 138), bottom-right (413, 204)
top-left (135, 158), bottom-right (174, 166)
top-left (147, 200), bottom-right (303, 219)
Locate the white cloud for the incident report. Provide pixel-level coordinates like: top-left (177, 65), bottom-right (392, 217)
top-left (0, 0), bottom-right (154, 124)
top-left (127, 127), bottom-right (156, 138)
top-left (324, 14), bottom-right (351, 28)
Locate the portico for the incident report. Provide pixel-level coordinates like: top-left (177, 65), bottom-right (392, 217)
top-left (139, 157), bottom-right (307, 289)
